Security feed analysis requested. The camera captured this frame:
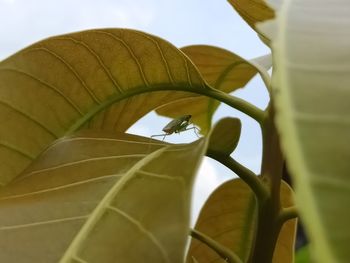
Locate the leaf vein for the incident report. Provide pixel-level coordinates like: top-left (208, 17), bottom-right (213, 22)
top-left (138, 170), bottom-right (185, 184)
top-left (0, 99), bottom-right (58, 139)
top-left (38, 136), bottom-right (164, 159)
top-left (58, 147), bottom-right (167, 262)
top-left (133, 31), bottom-right (175, 85)
top-left (25, 47), bottom-right (101, 104)
top-left (16, 154), bottom-right (145, 182)
top-left (0, 67), bottom-right (84, 115)
top-left (295, 112), bottom-right (350, 125)
top-left (107, 205), bottom-right (171, 263)
top-left (184, 58), bottom-right (193, 88)
top-left (57, 36), bottom-right (124, 93)
top-left (0, 141), bottom-right (35, 160)
top-left (0, 174), bottom-right (123, 201)
top-left (0, 215), bottom-right (88, 231)
top-left (95, 30), bottom-right (150, 87)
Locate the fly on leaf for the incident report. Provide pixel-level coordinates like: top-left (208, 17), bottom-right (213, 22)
top-left (151, 115), bottom-right (200, 141)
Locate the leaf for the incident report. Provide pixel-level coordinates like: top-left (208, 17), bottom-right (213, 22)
top-left (156, 45), bottom-right (271, 134)
top-left (227, 0), bottom-right (275, 36)
top-left (260, 1), bottom-right (350, 262)
top-left (0, 130), bottom-right (207, 263)
top-left (187, 179), bottom-right (296, 263)
top-left (208, 117), bottom-right (241, 155)
top-left (0, 28), bottom-right (208, 184)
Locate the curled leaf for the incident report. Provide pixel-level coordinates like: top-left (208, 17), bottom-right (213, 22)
top-left (0, 28), bottom-right (207, 184)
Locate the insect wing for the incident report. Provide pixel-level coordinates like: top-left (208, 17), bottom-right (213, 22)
top-left (162, 115), bottom-right (192, 133)
top-left (162, 118), bottom-right (183, 133)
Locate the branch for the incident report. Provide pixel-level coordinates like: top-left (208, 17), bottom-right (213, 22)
top-left (248, 104), bottom-right (285, 263)
top-left (207, 150), bottom-right (268, 201)
top-left (190, 229), bottom-right (243, 263)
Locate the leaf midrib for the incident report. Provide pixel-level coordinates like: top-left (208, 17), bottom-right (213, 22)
top-left (58, 146), bottom-right (169, 262)
top-left (66, 83), bottom-right (209, 134)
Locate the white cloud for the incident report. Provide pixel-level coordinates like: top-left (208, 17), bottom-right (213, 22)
top-left (0, 0), bottom-right (156, 59)
top-left (74, 2), bottom-right (155, 29)
top-left (0, 0), bottom-right (15, 4)
top-left (191, 157), bottom-right (225, 224)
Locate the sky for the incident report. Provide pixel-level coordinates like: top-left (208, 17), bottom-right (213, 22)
top-left (0, 0), bottom-right (270, 220)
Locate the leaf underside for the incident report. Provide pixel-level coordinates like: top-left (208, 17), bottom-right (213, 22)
top-left (0, 28), bottom-right (207, 184)
top-left (0, 131), bottom-right (207, 263)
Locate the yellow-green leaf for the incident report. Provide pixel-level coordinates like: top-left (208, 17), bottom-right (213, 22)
top-left (0, 28), bottom-right (208, 184)
top-left (208, 117), bottom-right (241, 155)
top-left (187, 179), bottom-right (296, 262)
top-left (260, 1), bottom-right (350, 262)
top-left (227, 0), bottom-right (275, 36)
top-left (0, 130), bottom-right (206, 263)
top-left (156, 45), bottom-right (271, 134)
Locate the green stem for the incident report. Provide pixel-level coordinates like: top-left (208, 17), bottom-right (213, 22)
top-left (248, 104), bottom-right (284, 263)
top-left (206, 88), bottom-right (265, 124)
top-left (190, 229), bottom-right (243, 263)
top-left (206, 150), bottom-right (268, 201)
top-left (277, 206), bottom-right (298, 225)
top-left (66, 84), bottom-right (264, 134)
top-left (248, 59), bottom-right (272, 94)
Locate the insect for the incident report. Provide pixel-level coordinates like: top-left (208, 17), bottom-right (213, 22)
top-left (151, 115), bottom-right (200, 141)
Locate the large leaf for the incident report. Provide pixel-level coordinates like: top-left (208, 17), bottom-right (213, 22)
top-left (0, 28), bottom-right (207, 184)
top-left (156, 45), bottom-right (271, 134)
top-left (259, 1), bottom-right (350, 262)
top-left (0, 130), bottom-right (207, 263)
top-left (187, 179), bottom-right (296, 262)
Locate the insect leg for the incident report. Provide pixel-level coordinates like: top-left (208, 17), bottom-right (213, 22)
top-left (183, 125), bottom-right (201, 138)
top-left (151, 133), bottom-right (168, 141)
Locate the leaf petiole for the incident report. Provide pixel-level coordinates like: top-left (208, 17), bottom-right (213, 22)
top-left (190, 229), bottom-right (243, 263)
top-left (206, 150), bottom-right (268, 201)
